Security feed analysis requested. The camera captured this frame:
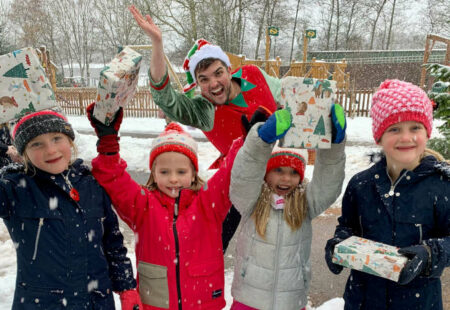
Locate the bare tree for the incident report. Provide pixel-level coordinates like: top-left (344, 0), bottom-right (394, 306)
top-left (385, 0), bottom-right (396, 49)
top-left (49, 0), bottom-right (96, 85)
top-left (422, 0), bottom-right (450, 36)
top-left (326, 0), bottom-right (335, 50)
top-left (253, 0), bottom-right (270, 59)
top-left (368, 0), bottom-right (387, 49)
top-left (289, 0), bottom-right (302, 62)
top-left (91, 0), bottom-right (148, 62)
top-left (334, 0), bottom-right (340, 49)
top-left (9, 0), bottom-right (50, 47)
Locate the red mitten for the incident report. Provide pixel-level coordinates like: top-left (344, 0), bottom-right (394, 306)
top-left (119, 289), bottom-right (143, 310)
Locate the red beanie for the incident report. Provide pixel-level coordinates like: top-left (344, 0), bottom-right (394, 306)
top-left (149, 123), bottom-right (198, 171)
top-left (370, 79), bottom-right (433, 143)
top-left (266, 147), bottom-right (307, 182)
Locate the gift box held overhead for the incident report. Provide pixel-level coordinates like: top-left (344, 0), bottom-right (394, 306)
top-left (333, 236), bottom-right (408, 282)
top-left (279, 76), bottom-right (336, 149)
top-left (0, 47), bottom-right (57, 123)
top-left (94, 46), bottom-right (142, 125)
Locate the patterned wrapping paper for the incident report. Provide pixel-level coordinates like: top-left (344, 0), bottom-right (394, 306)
top-left (0, 47), bottom-right (57, 123)
top-left (279, 76), bottom-right (335, 149)
top-left (94, 47), bottom-right (142, 125)
top-left (333, 236), bottom-right (408, 282)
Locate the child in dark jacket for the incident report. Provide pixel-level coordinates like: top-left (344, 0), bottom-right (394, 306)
top-left (325, 79), bottom-right (450, 310)
top-left (0, 122), bottom-right (20, 168)
top-left (0, 110), bottom-right (141, 310)
top-left (87, 102), bottom-right (291, 310)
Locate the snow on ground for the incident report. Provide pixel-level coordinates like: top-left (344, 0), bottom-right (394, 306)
top-left (0, 116), bottom-right (443, 309)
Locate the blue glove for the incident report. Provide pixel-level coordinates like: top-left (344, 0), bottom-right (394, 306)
top-left (331, 104), bottom-right (346, 144)
top-left (398, 245), bottom-right (430, 285)
top-left (257, 109), bottom-right (292, 143)
top-left (325, 236), bottom-right (345, 275)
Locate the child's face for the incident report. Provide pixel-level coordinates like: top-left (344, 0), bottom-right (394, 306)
top-left (265, 166), bottom-right (301, 196)
top-left (196, 60), bottom-right (233, 105)
top-left (152, 152), bottom-right (195, 198)
top-left (25, 133), bottom-right (72, 174)
top-left (379, 121), bottom-right (428, 172)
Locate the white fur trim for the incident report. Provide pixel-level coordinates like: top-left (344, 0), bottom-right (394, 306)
top-left (189, 45), bottom-right (231, 82)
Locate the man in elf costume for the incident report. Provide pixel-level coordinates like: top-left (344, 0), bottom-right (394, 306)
top-left (129, 5), bottom-right (283, 252)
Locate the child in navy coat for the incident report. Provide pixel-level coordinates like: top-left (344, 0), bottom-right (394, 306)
top-left (0, 110), bottom-right (142, 310)
top-left (325, 79), bottom-right (450, 310)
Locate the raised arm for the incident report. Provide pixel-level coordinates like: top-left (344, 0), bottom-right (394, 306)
top-left (231, 109), bottom-right (292, 216)
top-left (129, 5), bottom-right (165, 83)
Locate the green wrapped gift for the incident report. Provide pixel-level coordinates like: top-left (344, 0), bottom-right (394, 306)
top-left (332, 236), bottom-right (408, 282)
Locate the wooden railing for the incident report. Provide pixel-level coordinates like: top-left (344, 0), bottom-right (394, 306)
top-left (56, 87), bottom-right (160, 118)
top-left (56, 87), bottom-right (376, 118)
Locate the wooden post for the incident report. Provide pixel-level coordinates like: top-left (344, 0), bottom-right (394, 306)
top-left (265, 28), bottom-right (270, 74)
top-left (79, 92), bottom-right (84, 115)
top-left (302, 34), bottom-right (308, 75)
top-left (420, 35), bottom-right (432, 88)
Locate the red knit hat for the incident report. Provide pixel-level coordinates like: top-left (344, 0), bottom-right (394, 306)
top-left (149, 123), bottom-right (198, 171)
top-left (265, 147), bottom-right (307, 182)
top-left (370, 79), bottom-right (433, 143)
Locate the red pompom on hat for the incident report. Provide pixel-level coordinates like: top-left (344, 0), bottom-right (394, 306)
top-left (370, 79), bottom-right (433, 143)
top-left (266, 147), bottom-right (308, 182)
top-left (149, 122), bottom-right (198, 171)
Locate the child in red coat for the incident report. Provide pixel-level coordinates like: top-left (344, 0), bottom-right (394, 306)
top-left (87, 103), bottom-right (244, 309)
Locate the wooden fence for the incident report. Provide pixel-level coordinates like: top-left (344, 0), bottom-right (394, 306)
top-left (56, 87), bottom-right (160, 118)
top-left (56, 87), bottom-right (376, 118)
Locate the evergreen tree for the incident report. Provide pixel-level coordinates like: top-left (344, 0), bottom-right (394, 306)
top-left (426, 63), bottom-right (450, 158)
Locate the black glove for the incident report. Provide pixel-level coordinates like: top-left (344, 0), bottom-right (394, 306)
top-left (325, 236), bottom-right (345, 275)
top-left (241, 105), bottom-right (272, 136)
top-left (398, 244), bottom-right (430, 285)
top-left (86, 102), bottom-right (123, 154)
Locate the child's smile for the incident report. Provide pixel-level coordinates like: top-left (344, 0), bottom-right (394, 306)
top-left (265, 166), bottom-right (301, 196)
top-left (379, 121), bottom-right (428, 177)
top-left (25, 133), bottom-right (72, 175)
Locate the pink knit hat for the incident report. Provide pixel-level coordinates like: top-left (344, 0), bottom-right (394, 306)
top-left (149, 123), bottom-right (198, 171)
top-left (370, 79), bottom-right (433, 143)
top-left (265, 147), bottom-right (308, 182)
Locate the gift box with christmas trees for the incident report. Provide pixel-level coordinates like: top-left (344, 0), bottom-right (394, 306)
top-left (0, 47), bottom-right (57, 123)
top-left (279, 76), bottom-right (335, 149)
top-left (333, 236), bottom-right (408, 282)
top-left (94, 46), bottom-right (142, 125)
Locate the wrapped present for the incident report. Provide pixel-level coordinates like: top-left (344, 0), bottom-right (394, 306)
top-left (0, 47), bottom-right (57, 123)
top-left (333, 236), bottom-right (408, 282)
top-left (94, 47), bottom-right (142, 125)
top-left (279, 76), bottom-right (335, 149)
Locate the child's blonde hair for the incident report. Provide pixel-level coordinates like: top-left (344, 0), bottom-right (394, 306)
top-left (252, 181), bottom-right (308, 239)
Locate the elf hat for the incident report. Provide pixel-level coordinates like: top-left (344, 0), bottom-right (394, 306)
top-left (149, 122), bottom-right (198, 171)
top-left (12, 110), bottom-right (75, 155)
top-left (266, 147), bottom-right (308, 182)
top-left (182, 39), bottom-right (231, 96)
top-left (370, 79), bottom-right (433, 143)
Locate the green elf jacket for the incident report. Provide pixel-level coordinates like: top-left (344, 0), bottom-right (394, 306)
top-left (150, 65), bottom-right (281, 168)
